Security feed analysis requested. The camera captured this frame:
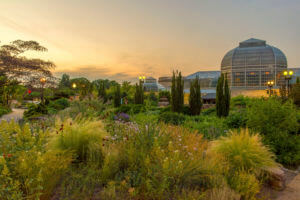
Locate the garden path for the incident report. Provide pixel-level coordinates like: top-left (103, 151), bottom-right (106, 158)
top-left (0, 108), bottom-right (25, 122)
top-left (274, 173), bottom-right (300, 200)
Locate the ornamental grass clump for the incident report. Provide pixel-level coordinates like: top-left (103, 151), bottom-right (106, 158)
top-left (51, 119), bottom-right (107, 165)
top-left (210, 129), bottom-right (277, 200)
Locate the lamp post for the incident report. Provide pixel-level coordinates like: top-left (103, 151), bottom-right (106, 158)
top-left (139, 76), bottom-right (146, 83)
top-left (72, 83), bottom-right (77, 100)
top-left (40, 77), bottom-right (46, 104)
top-left (283, 70), bottom-right (293, 96)
top-left (267, 81), bottom-right (274, 96)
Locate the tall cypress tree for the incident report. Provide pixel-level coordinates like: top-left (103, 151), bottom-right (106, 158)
top-left (134, 80), bottom-right (144, 104)
top-left (171, 71), bottom-right (177, 111)
top-left (216, 74), bottom-right (225, 117)
top-left (177, 71), bottom-right (184, 112)
top-left (171, 70), bottom-right (184, 113)
top-left (114, 84), bottom-right (121, 107)
top-left (189, 76), bottom-right (202, 115)
top-left (224, 75), bottom-right (230, 117)
top-left (216, 73), bottom-right (230, 117)
top-left (98, 82), bottom-right (107, 103)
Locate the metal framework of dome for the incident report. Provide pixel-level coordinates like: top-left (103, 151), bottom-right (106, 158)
top-left (221, 38), bottom-right (287, 89)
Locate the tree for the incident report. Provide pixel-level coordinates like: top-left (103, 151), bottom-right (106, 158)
top-left (134, 80), bottom-right (144, 104)
top-left (98, 82), bottom-right (107, 102)
top-left (114, 84), bottom-right (121, 107)
top-left (0, 75), bottom-right (19, 106)
top-left (189, 76), bottom-right (202, 115)
top-left (216, 73), bottom-right (230, 117)
top-left (171, 71), bottom-right (184, 113)
top-left (0, 40), bottom-right (55, 82)
top-left (71, 77), bottom-right (91, 100)
top-left (59, 74), bottom-right (71, 88)
top-left (224, 75), bottom-right (230, 116)
top-left (216, 74), bottom-right (225, 117)
top-left (291, 81), bottom-right (300, 107)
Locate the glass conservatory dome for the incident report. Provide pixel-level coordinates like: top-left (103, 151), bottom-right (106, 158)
top-left (221, 38), bottom-right (287, 89)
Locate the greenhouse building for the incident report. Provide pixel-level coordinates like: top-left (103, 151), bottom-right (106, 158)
top-left (221, 38), bottom-right (287, 89)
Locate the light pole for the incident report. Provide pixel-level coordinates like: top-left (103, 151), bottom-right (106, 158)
top-left (72, 83), bottom-right (77, 100)
top-left (139, 76), bottom-right (146, 83)
top-left (267, 80), bottom-right (274, 96)
top-left (283, 70), bottom-right (293, 96)
top-left (40, 77), bottom-right (46, 104)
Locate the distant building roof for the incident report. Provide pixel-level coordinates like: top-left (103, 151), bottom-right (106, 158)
top-left (202, 93), bottom-right (216, 100)
top-left (185, 71), bottom-right (220, 80)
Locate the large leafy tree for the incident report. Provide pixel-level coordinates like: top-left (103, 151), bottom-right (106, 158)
top-left (0, 40), bottom-right (55, 82)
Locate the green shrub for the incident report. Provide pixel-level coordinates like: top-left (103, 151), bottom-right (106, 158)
top-left (225, 111), bottom-right (247, 129)
top-left (117, 104), bottom-right (132, 114)
top-left (24, 103), bottom-right (48, 119)
top-left (201, 107), bottom-right (216, 116)
top-left (116, 104), bottom-right (146, 114)
top-left (0, 106), bottom-right (11, 117)
top-left (263, 131), bottom-right (300, 166)
top-left (48, 98), bottom-right (70, 114)
top-left (184, 115), bottom-right (227, 140)
top-left (59, 99), bottom-right (106, 119)
top-left (247, 98), bottom-right (298, 135)
top-left (159, 105), bottom-right (171, 113)
top-left (158, 111), bottom-right (186, 125)
top-left (231, 95), bottom-right (251, 108)
top-left (131, 104), bottom-right (146, 114)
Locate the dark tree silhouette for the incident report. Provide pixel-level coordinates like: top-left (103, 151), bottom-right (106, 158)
top-left (0, 40), bottom-right (55, 82)
top-left (189, 76), bottom-right (202, 115)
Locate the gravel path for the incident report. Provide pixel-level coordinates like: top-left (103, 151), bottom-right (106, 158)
top-left (0, 108), bottom-right (25, 122)
top-left (275, 174), bottom-right (300, 200)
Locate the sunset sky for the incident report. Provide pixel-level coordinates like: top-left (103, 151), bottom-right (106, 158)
top-left (1, 0), bottom-right (300, 82)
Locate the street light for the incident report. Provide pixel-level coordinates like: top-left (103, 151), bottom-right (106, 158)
top-left (72, 83), bottom-right (77, 89)
top-left (267, 80), bottom-right (274, 96)
top-left (72, 83), bottom-right (77, 100)
top-left (139, 76), bottom-right (146, 83)
top-left (283, 70), bottom-right (293, 95)
top-left (40, 77), bottom-right (46, 104)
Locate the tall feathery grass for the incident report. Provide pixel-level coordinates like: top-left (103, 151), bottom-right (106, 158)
top-left (210, 129), bottom-right (277, 200)
top-left (51, 119), bottom-right (108, 165)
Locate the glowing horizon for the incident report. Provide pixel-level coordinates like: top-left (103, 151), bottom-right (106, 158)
top-left (1, 0), bottom-right (300, 82)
